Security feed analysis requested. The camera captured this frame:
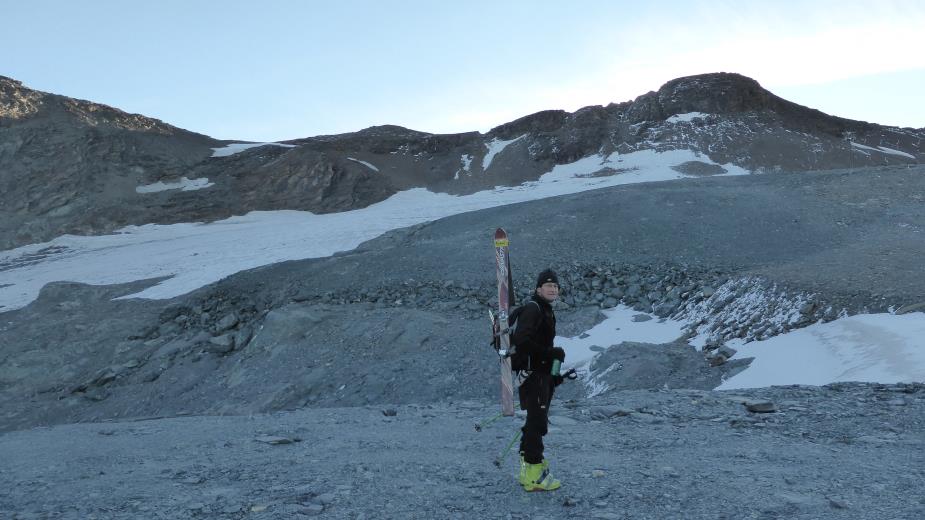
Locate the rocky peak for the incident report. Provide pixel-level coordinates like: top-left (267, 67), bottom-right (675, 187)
top-left (59, 97), bottom-right (178, 134)
top-left (0, 75), bottom-right (44, 120)
top-left (624, 72), bottom-right (880, 137)
top-left (0, 76), bottom-right (192, 135)
top-left (656, 72), bottom-right (773, 115)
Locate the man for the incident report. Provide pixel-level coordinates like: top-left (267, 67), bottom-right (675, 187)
top-left (512, 268), bottom-right (566, 492)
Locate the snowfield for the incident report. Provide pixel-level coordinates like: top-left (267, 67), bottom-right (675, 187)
top-left (666, 112), bottom-right (709, 123)
top-left (482, 134), bottom-right (526, 170)
top-left (716, 312), bottom-right (925, 389)
top-left (347, 157), bottom-right (379, 171)
top-left (135, 176), bottom-right (214, 193)
top-left (850, 141), bottom-right (916, 159)
top-left (0, 148), bottom-right (748, 311)
top-left (210, 142), bottom-right (298, 157)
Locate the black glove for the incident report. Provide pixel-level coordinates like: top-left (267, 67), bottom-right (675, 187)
top-left (553, 368), bottom-right (578, 386)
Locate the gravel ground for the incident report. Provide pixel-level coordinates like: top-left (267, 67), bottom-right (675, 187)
top-left (1, 383), bottom-right (922, 519)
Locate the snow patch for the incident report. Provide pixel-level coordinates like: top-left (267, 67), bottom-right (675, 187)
top-left (558, 306), bottom-right (687, 370)
top-left (851, 142), bottom-right (915, 159)
top-left (346, 158), bottom-right (380, 171)
top-left (211, 142), bottom-right (297, 157)
top-left (482, 134), bottom-right (526, 170)
top-left (666, 112), bottom-right (709, 123)
top-left (876, 146), bottom-right (915, 159)
top-left (460, 154), bottom-right (473, 172)
top-left (541, 149), bottom-right (749, 184)
top-left (557, 305), bottom-right (687, 396)
top-left (136, 177), bottom-right (214, 194)
top-left (717, 312), bottom-right (925, 389)
top-left (850, 142), bottom-right (879, 153)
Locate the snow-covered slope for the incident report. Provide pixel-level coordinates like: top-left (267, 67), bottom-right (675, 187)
top-left (0, 148), bottom-right (744, 311)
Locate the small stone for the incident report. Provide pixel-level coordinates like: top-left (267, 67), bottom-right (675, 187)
top-left (631, 314), bottom-right (653, 322)
top-left (207, 333), bottom-right (235, 353)
top-left (745, 400), bottom-right (777, 413)
top-left (314, 493), bottom-right (336, 505)
top-left (828, 498), bottom-right (849, 509)
top-left (250, 505), bottom-right (268, 512)
top-left (591, 469), bottom-right (605, 478)
top-left (255, 435), bottom-right (295, 445)
top-left (563, 496), bottom-right (579, 507)
top-left (548, 415), bottom-right (578, 426)
top-left (382, 408), bottom-right (398, 416)
top-left (589, 406), bottom-right (631, 419)
top-left (214, 313), bottom-right (239, 332)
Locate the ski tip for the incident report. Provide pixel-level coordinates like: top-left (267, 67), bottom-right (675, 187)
top-left (494, 228), bottom-right (509, 246)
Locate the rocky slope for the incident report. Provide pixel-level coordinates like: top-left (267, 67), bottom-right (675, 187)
top-left (1, 164), bottom-right (922, 433)
top-left (0, 76), bottom-right (219, 248)
top-left (2, 73), bottom-right (922, 250)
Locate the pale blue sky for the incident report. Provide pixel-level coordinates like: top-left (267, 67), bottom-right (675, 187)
top-left (3, 0), bottom-right (924, 141)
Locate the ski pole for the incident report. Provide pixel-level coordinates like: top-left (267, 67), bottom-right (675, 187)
top-left (474, 411), bottom-right (504, 432)
top-left (494, 429), bottom-right (522, 468)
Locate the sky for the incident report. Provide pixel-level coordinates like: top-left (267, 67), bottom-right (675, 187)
top-left (3, 1), bottom-right (925, 141)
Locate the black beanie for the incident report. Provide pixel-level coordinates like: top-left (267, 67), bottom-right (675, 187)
top-left (536, 269), bottom-right (559, 288)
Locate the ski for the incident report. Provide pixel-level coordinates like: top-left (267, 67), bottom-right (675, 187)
top-left (493, 228), bottom-right (516, 416)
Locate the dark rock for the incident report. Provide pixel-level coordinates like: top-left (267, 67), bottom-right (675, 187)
top-left (745, 400), bottom-right (778, 413)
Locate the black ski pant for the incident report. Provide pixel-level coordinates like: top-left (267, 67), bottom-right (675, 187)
top-left (519, 371), bottom-right (554, 464)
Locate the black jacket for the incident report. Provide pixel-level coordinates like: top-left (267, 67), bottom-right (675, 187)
top-left (511, 294), bottom-right (556, 371)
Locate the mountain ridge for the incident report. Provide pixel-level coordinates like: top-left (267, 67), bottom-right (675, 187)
top-left (1, 72), bottom-right (922, 250)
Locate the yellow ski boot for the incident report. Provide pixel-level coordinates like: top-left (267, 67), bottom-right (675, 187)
top-left (522, 461), bottom-right (561, 491)
top-left (518, 454), bottom-right (528, 485)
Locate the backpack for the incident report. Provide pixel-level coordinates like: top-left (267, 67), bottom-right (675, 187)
top-left (507, 300), bottom-right (542, 372)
